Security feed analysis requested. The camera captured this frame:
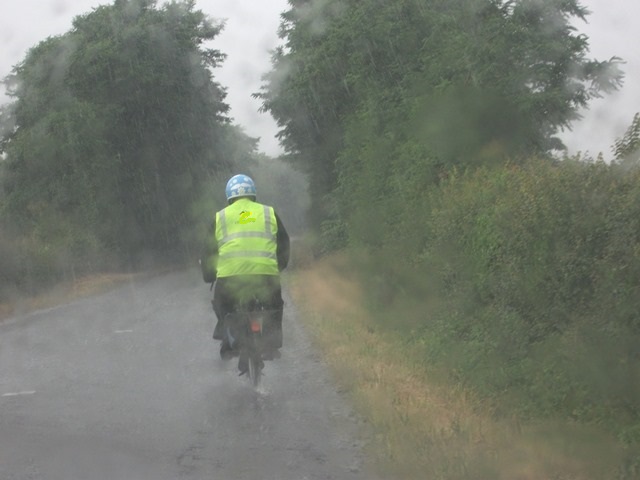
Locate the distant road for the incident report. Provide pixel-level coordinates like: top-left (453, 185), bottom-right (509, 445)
top-left (0, 269), bottom-right (376, 480)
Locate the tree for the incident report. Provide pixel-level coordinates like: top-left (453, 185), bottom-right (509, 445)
top-left (613, 112), bottom-right (640, 166)
top-left (258, 0), bottom-right (623, 235)
top-left (0, 0), bottom-right (238, 265)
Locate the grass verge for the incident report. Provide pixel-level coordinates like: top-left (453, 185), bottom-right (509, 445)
top-left (289, 255), bottom-right (635, 480)
top-left (0, 272), bottom-right (140, 323)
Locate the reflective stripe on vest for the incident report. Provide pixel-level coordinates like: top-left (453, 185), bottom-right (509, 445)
top-left (219, 251), bottom-right (277, 259)
top-left (214, 199), bottom-right (279, 277)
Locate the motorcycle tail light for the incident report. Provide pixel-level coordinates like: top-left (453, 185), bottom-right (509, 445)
top-left (250, 319), bottom-right (262, 333)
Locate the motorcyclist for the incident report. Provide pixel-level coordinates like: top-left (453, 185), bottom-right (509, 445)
top-left (200, 174), bottom-right (290, 362)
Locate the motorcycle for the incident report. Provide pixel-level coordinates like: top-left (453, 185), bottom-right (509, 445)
top-left (223, 300), bottom-right (276, 387)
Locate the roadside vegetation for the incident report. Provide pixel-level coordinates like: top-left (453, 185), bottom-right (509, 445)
top-left (0, 0), bottom-right (234, 300)
top-left (263, 0), bottom-right (640, 477)
top-left (0, 272), bottom-right (140, 321)
top-left (290, 256), bottom-right (635, 479)
top-left (0, 0), bottom-right (307, 307)
top-left (289, 150), bottom-right (640, 476)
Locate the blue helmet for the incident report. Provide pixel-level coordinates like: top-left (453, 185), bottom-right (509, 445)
top-left (225, 174), bottom-right (257, 201)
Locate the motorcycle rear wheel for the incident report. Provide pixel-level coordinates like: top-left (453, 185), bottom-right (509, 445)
top-left (248, 354), bottom-right (262, 387)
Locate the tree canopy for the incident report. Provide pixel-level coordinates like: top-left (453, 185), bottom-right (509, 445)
top-left (257, 0), bottom-right (623, 234)
top-left (614, 112), bottom-right (640, 166)
top-left (0, 0), bottom-right (241, 267)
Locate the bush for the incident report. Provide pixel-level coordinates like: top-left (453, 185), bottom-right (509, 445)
top-left (351, 157), bottom-right (640, 437)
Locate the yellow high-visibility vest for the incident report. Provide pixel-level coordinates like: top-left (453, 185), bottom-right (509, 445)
top-left (214, 198), bottom-right (279, 277)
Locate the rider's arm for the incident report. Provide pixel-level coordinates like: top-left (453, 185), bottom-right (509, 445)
top-left (201, 218), bottom-right (218, 283)
top-left (274, 211), bottom-right (290, 271)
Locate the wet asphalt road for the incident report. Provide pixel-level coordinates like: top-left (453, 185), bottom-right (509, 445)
top-left (0, 270), bottom-right (376, 480)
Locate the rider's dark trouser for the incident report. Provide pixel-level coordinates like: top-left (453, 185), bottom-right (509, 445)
top-left (211, 275), bottom-right (284, 350)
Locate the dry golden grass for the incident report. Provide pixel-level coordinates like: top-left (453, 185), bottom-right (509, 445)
top-left (289, 255), bottom-right (629, 480)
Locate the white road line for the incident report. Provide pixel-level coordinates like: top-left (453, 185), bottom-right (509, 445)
top-left (2, 391), bottom-right (36, 397)
top-left (114, 330), bottom-right (134, 334)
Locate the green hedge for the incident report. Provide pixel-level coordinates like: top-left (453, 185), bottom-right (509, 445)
top-left (350, 158), bottom-right (640, 442)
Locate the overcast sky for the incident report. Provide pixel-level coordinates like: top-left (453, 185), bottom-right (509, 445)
top-left (1, 0), bottom-right (638, 158)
